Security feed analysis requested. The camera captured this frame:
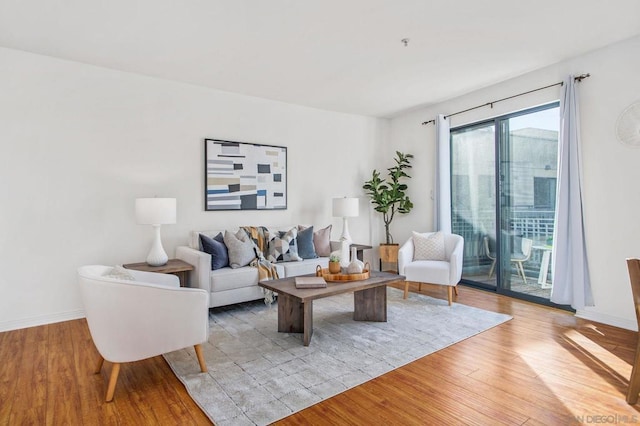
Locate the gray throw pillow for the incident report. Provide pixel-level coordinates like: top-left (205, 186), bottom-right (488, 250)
top-left (200, 232), bottom-right (229, 270)
top-left (296, 225), bottom-right (318, 259)
top-left (223, 229), bottom-right (256, 268)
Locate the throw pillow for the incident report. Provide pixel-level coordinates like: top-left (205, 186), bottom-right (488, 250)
top-left (267, 228), bottom-right (303, 263)
top-left (296, 225), bottom-right (318, 259)
top-left (299, 224), bottom-right (332, 257)
top-left (199, 232), bottom-right (229, 270)
top-left (103, 265), bottom-right (136, 280)
top-left (223, 229), bottom-right (256, 269)
top-left (413, 231), bottom-right (446, 261)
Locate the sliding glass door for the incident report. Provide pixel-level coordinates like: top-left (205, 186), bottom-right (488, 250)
top-left (451, 103), bottom-right (559, 302)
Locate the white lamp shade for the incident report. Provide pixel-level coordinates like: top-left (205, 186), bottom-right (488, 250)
top-left (135, 198), bottom-right (176, 225)
top-left (332, 197), bottom-right (359, 218)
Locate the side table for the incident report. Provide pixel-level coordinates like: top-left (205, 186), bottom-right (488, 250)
top-left (123, 259), bottom-right (194, 287)
top-left (350, 243), bottom-right (372, 262)
top-left (532, 245), bottom-right (553, 289)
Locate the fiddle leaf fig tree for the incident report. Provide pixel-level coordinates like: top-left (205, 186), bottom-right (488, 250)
top-left (363, 151), bottom-right (414, 244)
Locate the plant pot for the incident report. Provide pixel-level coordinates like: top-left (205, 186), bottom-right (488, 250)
top-left (328, 261), bottom-right (341, 274)
top-left (379, 243), bottom-right (399, 273)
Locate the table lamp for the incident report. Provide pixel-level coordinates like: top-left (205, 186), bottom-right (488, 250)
top-left (332, 197), bottom-right (359, 245)
top-left (135, 198), bottom-right (176, 266)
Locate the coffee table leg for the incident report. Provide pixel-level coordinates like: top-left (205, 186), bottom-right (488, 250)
top-left (278, 294), bottom-right (304, 333)
top-left (303, 300), bottom-right (313, 346)
top-left (354, 285), bottom-right (387, 322)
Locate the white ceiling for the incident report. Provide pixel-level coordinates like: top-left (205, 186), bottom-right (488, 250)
top-left (1, 1), bottom-right (639, 118)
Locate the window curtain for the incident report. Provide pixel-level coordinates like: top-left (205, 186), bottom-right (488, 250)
top-left (433, 114), bottom-right (452, 233)
top-left (551, 76), bottom-right (594, 309)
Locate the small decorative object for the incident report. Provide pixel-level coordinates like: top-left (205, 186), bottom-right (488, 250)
top-left (135, 198), bottom-right (177, 266)
top-left (362, 151), bottom-right (413, 245)
top-left (316, 263), bottom-right (371, 282)
top-left (328, 252), bottom-right (341, 274)
top-left (615, 101), bottom-right (640, 147)
top-left (347, 246), bottom-right (364, 274)
top-left (332, 197), bottom-right (359, 245)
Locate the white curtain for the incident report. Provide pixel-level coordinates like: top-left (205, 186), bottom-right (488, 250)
top-left (433, 114), bottom-right (452, 233)
top-left (551, 76), bottom-right (594, 309)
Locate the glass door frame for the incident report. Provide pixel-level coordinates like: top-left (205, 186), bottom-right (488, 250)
top-left (451, 102), bottom-right (572, 310)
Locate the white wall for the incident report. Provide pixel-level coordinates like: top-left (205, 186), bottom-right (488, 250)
top-left (0, 47), bottom-right (386, 332)
top-left (388, 35), bottom-right (640, 330)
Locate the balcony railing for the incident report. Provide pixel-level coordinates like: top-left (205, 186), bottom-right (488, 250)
top-left (452, 209), bottom-right (554, 278)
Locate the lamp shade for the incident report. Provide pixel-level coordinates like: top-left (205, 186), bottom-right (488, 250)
top-left (135, 198), bottom-right (176, 225)
top-left (332, 197), bottom-right (359, 218)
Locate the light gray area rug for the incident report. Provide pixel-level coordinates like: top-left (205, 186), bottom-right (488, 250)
top-left (164, 287), bottom-right (511, 425)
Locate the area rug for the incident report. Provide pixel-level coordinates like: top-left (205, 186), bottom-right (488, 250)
top-left (164, 287), bottom-right (511, 425)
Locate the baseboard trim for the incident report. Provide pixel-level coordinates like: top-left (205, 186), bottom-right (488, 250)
top-left (575, 309), bottom-right (637, 332)
top-left (0, 309), bottom-right (86, 333)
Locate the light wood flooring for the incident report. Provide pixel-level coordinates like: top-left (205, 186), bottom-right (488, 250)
top-left (2, 283), bottom-right (639, 425)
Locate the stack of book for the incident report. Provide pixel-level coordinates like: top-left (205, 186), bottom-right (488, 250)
top-left (294, 276), bottom-right (327, 289)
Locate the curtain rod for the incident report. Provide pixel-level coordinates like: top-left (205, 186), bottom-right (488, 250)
top-left (420, 73), bottom-right (590, 126)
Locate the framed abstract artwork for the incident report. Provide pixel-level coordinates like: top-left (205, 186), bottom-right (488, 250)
top-left (204, 138), bottom-right (287, 211)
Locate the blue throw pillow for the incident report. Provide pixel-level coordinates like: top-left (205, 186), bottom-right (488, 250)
top-left (296, 225), bottom-right (318, 259)
top-left (200, 233), bottom-right (229, 270)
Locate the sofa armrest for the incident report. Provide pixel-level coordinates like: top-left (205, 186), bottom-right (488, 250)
top-left (176, 246), bottom-right (210, 292)
top-left (397, 238), bottom-right (414, 275)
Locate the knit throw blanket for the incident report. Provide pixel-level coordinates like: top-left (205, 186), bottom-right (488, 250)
top-left (241, 226), bottom-right (279, 304)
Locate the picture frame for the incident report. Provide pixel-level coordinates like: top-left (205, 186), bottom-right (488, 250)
top-left (204, 138), bottom-right (287, 211)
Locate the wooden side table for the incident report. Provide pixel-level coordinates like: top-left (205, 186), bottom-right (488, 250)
top-left (123, 259), bottom-right (194, 287)
top-left (350, 243), bottom-right (372, 262)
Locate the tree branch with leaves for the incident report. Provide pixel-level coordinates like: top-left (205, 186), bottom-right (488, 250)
top-left (363, 151), bottom-right (414, 244)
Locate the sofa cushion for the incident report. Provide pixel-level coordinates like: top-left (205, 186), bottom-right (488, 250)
top-left (267, 228), bottom-right (302, 263)
top-left (199, 232), bottom-right (229, 270)
top-left (404, 260), bottom-right (450, 284)
top-left (281, 257), bottom-right (329, 277)
top-left (224, 229), bottom-right (256, 269)
top-left (296, 225), bottom-right (318, 259)
top-left (209, 266), bottom-right (259, 292)
top-left (209, 263), bottom-right (286, 292)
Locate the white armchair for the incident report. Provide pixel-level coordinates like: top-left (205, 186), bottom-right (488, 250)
top-left (78, 265), bottom-right (210, 402)
top-left (397, 232), bottom-right (464, 305)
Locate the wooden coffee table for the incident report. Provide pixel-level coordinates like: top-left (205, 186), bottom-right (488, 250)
top-left (259, 271), bottom-right (404, 346)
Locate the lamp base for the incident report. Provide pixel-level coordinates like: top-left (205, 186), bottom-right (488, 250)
top-left (340, 217), bottom-right (353, 245)
top-left (146, 225), bottom-right (168, 266)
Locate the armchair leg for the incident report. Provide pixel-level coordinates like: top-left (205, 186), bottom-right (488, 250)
top-left (403, 281), bottom-right (409, 299)
top-left (517, 261), bottom-right (527, 284)
top-left (194, 344), bottom-right (208, 373)
top-left (105, 363), bottom-right (120, 402)
top-left (418, 283), bottom-right (422, 293)
top-left (454, 286), bottom-right (458, 296)
top-left (447, 287), bottom-right (453, 306)
top-left (488, 260), bottom-right (496, 278)
top-left (95, 355), bottom-right (105, 374)
top-left (627, 338), bottom-right (640, 404)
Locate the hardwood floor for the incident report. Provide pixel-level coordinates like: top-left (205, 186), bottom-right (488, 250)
top-left (2, 283), bottom-right (639, 425)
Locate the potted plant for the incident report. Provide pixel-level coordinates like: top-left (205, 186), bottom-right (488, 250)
top-left (328, 252), bottom-right (341, 274)
top-left (362, 151), bottom-right (413, 271)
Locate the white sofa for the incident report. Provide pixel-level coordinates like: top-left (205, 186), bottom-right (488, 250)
top-left (176, 228), bottom-right (337, 308)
